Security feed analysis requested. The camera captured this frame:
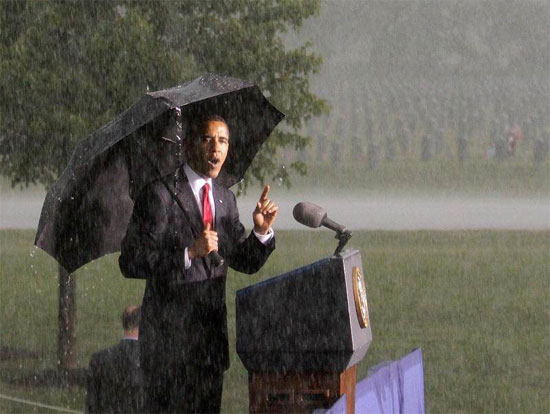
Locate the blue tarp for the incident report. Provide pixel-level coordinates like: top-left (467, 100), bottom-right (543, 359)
top-left (316, 348), bottom-right (424, 414)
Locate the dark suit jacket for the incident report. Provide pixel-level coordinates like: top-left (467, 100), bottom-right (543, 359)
top-left (85, 339), bottom-right (144, 413)
top-left (119, 171), bottom-right (275, 373)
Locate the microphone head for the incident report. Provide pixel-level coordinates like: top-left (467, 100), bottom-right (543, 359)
top-left (293, 202), bottom-right (327, 228)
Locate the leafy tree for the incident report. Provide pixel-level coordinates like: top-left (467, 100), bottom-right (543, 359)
top-left (1, 0), bottom-right (326, 370)
top-left (1, 0), bottom-right (325, 188)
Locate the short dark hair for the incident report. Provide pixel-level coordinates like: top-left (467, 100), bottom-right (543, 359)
top-left (121, 305), bottom-right (141, 330)
top-left (188, 114), bottom-right (229, 141)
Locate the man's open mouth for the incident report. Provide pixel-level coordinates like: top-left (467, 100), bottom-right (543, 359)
top-left (208, 158), bottom-right (220, 167)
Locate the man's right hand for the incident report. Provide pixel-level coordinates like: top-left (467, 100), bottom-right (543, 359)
top-left (188, 223), bottom-right (218, 259)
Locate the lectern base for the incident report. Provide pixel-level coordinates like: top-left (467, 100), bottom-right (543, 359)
top-left (248, 365), bottom-right (357, 414)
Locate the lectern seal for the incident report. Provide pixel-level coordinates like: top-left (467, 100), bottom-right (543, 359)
top-left (352, 267), bottom-right (370, 329)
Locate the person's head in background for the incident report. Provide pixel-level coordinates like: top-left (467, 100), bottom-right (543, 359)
top-left (122, 305), bottom-right (141, 339)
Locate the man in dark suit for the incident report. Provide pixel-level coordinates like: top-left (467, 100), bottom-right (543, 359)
top-left (119, 114), bottom-right (278, 413)
top-left (85, 305), bottom-right (144, 413)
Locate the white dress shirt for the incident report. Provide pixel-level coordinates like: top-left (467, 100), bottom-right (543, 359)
top-left (183, 164), bottom-right (274, 269)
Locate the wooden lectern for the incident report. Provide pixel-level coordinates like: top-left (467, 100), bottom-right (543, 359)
top-left (236, 249), bottom-right (372, 413)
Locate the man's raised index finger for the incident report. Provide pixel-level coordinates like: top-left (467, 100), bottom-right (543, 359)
top-left (259, 185), bottom-right (270, 201)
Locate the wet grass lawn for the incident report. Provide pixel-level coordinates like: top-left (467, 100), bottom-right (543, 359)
top-left (1, 229), bottom-right (549, 413)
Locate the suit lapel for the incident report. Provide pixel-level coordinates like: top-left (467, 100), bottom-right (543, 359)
top-left (174, 175), bottom-right (203, 237)
top-left (212, 182), bottom-right (226, 232)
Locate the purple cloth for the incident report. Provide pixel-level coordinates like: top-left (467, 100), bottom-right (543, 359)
top-left (321, 348), bottom-right (424, 414)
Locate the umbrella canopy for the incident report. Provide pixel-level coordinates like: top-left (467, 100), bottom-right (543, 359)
top-left (35, 74), bottom-right (285, 273)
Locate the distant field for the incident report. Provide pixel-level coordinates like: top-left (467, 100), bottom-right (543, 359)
top-left (1, 229), bottom-right (549, 413)
top-left (3, 154), bottom-right (550, 198)
top-left (284, 158), bottom-right (550, 197)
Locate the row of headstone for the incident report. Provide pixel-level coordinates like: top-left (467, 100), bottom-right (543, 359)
top-left (307, 117), bottom-right (547, 167)
top-left (304, 77), bottom-right (548, 166)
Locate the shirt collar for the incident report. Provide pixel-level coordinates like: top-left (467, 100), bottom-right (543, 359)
top-left (184, 164), bottom-right (213, 195)
top-left (122, 336), bottom-right (138, 341)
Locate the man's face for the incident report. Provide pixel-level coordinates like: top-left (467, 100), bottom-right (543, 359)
top-left (187, 120), bottom-right (229, 179)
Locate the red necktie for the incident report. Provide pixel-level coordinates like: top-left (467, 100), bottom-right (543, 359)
top-left (201, 183), bottom-right (213, 228)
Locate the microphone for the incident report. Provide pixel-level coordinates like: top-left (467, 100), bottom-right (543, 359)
top-left (293, 202), bottom-right (353, 256)
top-left (292, 202), bottom-right (348, 233)
top-left (209, 251), bottom-right (224, 267)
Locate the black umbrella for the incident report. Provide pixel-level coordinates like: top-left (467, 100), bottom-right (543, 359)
top-left (35, 73), bottom-right (285, 274)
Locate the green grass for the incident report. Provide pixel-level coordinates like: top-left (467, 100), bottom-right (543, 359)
top-left (1, 229), bottom-right (549, 413)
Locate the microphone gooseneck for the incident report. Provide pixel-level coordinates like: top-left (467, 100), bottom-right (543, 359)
top-left (321, 217), bottom-right (347, 234)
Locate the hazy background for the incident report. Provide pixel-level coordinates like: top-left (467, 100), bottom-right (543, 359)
top-left (1, 2), bottom-right (549, 413)
top-left (2, 0), bottom-right (548, 231)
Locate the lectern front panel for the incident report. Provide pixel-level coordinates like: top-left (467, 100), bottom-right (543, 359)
top-left (237, 249), bottom-right (372, 372)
